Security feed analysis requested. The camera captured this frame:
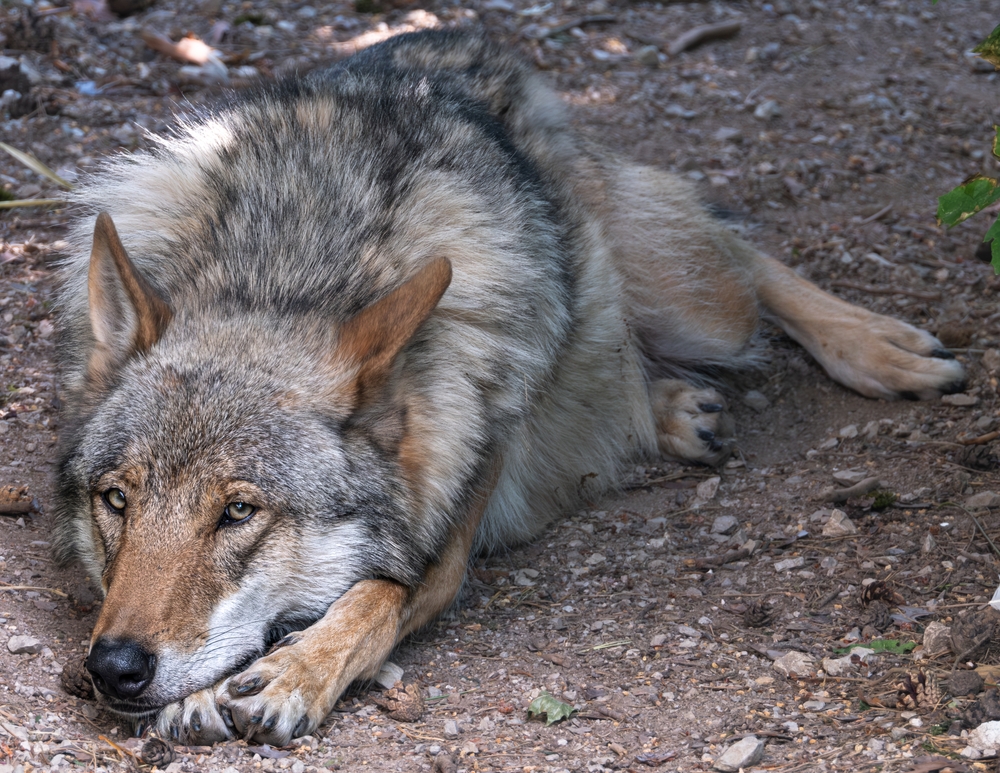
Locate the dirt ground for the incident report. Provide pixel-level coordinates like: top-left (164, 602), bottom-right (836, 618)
top-left (1, 0), bottom-right (999, 771)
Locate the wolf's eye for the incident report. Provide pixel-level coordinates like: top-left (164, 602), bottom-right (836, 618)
top-left (220, 501), bottom-right (256, 526)
top-left (103, 488), bottom-right (127, 511)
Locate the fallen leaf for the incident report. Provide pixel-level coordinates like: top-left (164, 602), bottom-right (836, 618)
top-left (527, 691), bottom-right (575, 725)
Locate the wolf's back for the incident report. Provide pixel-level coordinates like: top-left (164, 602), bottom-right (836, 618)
top-left (57, 31), bottom-right (656, 556)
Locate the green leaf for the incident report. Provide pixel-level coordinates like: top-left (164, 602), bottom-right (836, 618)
top-left (527, 691), bottom-right (576, 725)
top-left (833, 639), bottom-right (916, 656)
top-left (0, 142), bottom-right (74, 190)
top-left (993, 125), bottom-right (1000, 161)
top-left (984, 213), bottom-right (1000, 274)
top-left (973, 23), bottom-right (1000, 68)
top-left (937, 175), bottom-right (1000, 227)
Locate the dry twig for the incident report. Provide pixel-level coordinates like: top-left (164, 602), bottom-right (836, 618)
top-left (959, 430), bottom-right (1000, 446)
top-left (818, 477), bottom-right (883, 503)
top-left (684, 547), bottom-right (752, 570)
top-left (667, 20), bottom-right (742, 56)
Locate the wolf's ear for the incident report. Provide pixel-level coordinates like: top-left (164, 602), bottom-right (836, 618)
top-left (87, 213), bottom-right (172, 367)
top-left (338, 257), bottom-right (452, 397)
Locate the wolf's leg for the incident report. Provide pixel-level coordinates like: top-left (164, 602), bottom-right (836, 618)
top-left (753, 255), bottom-right (966, 399)
top-left (649, 379), bottom-right (734, 466)
top-left (603, 162), bottom-right (964, 399)
top-left (213, 476), bottom-right (491, 746)
top-left (154, 682), bottom-right (232, 745)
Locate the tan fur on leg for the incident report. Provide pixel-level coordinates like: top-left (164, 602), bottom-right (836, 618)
top-left (753, 256), bottom-right (965, 399)
top-left (217, 470), bottom-right (494, 746)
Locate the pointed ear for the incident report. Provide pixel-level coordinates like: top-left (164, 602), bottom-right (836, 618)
top-left (87, 213), bottom-right (172, 365)
top-left (338, 257), bottom-right (452, 396)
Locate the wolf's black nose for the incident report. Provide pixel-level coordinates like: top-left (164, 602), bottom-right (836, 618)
top-left (86, 639), bottom-right (156, 700)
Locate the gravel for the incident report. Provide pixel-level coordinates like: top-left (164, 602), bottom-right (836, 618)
top-left (0, 0), bottom-right (998, 770)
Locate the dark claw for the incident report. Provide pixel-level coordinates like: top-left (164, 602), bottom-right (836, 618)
top-left (170, 723), bottom-right (180, 741)
top-left (133, 720), bottom-right (146, 737)
top-left (190, 710), bottom-right (201, 733)
top-left (930, 348), bottom-right (956, 360)
top-left (697, 428), bottom-right (716, 443)
top-left (699, 403), bottom-right (724, 413)
top-left (250, 714), bottom-right (263, 725)
top-left (899, 391), bottom-right (920, 401)
top-left (235, 676), bottom-right (263, 695)
top-left (942, 379), bottom-right (967, 395)
top-left (219, 705), bottom-right (235, 731)
top-left (263, 715), bottom-right (277, 731)
top-left (293, 716), bottom-right (310, 738)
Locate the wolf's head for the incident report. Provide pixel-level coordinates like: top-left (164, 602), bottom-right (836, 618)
top-left (55, 213), bottom-right (451, 717)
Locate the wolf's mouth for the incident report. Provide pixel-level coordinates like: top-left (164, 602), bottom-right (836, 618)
top-left (101, 697), bottom-right (164, 718)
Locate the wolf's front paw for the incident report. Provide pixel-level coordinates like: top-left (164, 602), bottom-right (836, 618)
top-left (154, 685), bottom-right (233, 745)
top-left (218, 642), bottom-right (330, 746)
top-left (649, 379), bottom-right (735, 466)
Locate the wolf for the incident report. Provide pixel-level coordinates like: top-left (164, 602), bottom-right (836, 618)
top-left (53, 30), bottom-right (965, 746)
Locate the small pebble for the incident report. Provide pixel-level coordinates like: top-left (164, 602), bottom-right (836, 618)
top-left (942, 393), bottom-right (979, 407)
top-left (713, 127), bottom-right (742, 143)
top-left (967, 491), bottom-right (1000, 509)
top-left (7, 635), bottom-right (43, 655)
top-left (753, 99), bottom-right (781, 120)
top-left (948, 669), bottom-right (984, 697)
top-left (696, 476), bottom-right (721, 501)
top-left (831, 469), bottom-right (867, 484)
top-left (773, 651), bottom-right (814, 678)
top-left (922, 621), bottom-right (952, 656)
top-left (634, 45), bottom-right (660, 66)
top-left (821, 509), bottom-right (857, 537)
top-left (742, 390), bottom-right (770, 411)
top-left (713, 735), bottom-right (765, 772)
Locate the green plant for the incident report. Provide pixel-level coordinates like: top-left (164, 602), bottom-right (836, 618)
top-left (936, 24), bottom-right (1000, 272)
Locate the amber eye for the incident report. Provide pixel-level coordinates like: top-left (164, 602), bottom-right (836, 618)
top-left (103, 488), bottom-right (127, 511)
top-left (220, 502), bottom-right (256, 526)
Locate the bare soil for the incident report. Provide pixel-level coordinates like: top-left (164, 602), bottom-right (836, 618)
top-left (1, 0), bottom-right (999, 771)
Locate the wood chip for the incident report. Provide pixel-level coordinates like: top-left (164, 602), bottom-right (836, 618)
top-left (0, 485), bottom-right (35, 516)
top-left (140, 29), bottom-right (216, 65)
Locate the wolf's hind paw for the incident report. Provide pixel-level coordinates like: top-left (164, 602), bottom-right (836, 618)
top-left (650, 379), bottom-right (735, 466)
top-left (815, 316), bottom-right (967, 400)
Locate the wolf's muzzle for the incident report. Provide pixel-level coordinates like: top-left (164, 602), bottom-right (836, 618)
top-left (86, 639), bottom-right (157, 701)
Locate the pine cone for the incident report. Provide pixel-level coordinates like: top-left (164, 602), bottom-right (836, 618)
top-left (860, 600), bottom-right (893, 633)
top-left (140, 738), bottom-right (174, 767)
top-left (950, 609), bottom-right (995, 663)
top-left (372, 681), bottom-right (425, 722)
top-left (742, 600), bottom-right (775, 628)
top-left (60, 657), bottom-right (94, 700)
top-left (956, 443), bottom-right (999, 472)
top-left (895, 670), bottom-right (942, 711)
top-left (860, 580), bottom-right (904, 606)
